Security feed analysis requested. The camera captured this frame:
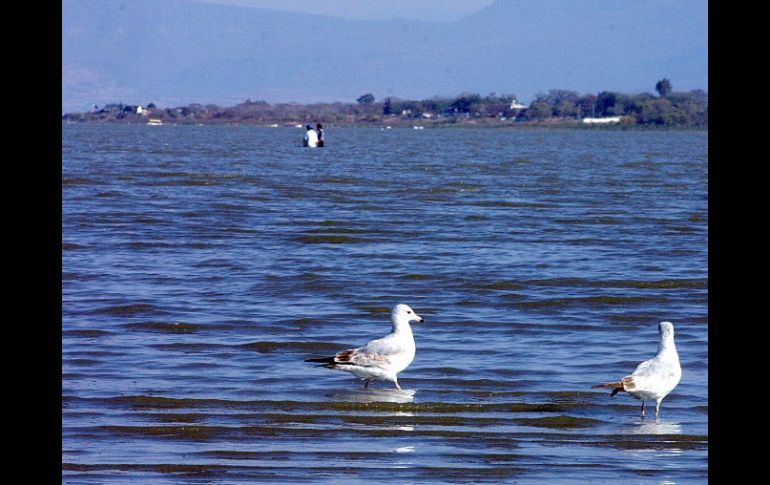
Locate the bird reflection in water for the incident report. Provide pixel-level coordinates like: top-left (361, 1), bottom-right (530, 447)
top-left (629, 418), bottom-right (682, 435)
top-left (331, 388), bottom-right (416, 404)
top-left (330, 389), bottom-right (417, 433)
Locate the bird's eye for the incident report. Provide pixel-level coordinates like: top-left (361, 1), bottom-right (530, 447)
top-left (407, 310), bottom-right (412, 314)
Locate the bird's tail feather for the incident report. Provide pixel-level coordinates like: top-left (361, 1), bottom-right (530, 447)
top-left (306, 357), bottom-right (342, 371)
top-left (592, 382), bottom-right (625, 396)
top-left (305, 356), bottom-right (335, 364)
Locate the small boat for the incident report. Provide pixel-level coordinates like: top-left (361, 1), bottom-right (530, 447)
top-left (147, 118), bottom-right (163, 126)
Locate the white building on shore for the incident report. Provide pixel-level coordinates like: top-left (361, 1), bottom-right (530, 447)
top-left (581, 116), bottom-right (622, 124)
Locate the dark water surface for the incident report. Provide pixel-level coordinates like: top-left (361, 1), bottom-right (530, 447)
top-left (62, 125), bottom-right (708, 483)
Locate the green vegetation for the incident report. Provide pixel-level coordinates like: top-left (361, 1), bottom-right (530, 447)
top-left (356, 93), bottom-right (375, 104)
top-left (656, 78), bottom-right (673, 97)
top-left (63, 80), bottom-right (706, 128)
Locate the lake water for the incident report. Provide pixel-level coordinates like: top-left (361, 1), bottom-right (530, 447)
top-left (62, 124), bottom-right (708, 484)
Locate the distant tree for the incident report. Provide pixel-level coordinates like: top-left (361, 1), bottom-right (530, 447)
top-left (147, 102), bottom-right (156, 108)
top-left (383, 97), bottom-right (393, 115)
top-left (449, 94), bottom-right (482, 114)
top-left (421, 96), bottom-right (452, 114)
top-left (526, 102), bottom-right (553, 120)
top-left (545, 89), bottom-right (580, 105)
top-left (357, 93), bottom-right (375, 104)
top-left (612, 94), bottom-right (636, 116)
top-left (482, 99), bottom-right (510, 117)
top-left (555, 100), bottom-right (578, 119)
top-left (596, 91), bottom-right (618, 116)
top-left (393, 99), bottom-right (422, 116)
top-left (660, 89), bottom-right (708, 126)
top-left (655, 78), bottom-right (672, 97)
top-left (638, 98), bottom-right (684, 125)
top-left (685, 88), bottom-right (707, 104)
top-left (576, 94), bottom-right (598, 118)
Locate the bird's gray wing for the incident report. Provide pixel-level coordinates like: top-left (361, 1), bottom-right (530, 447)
top-left (332, 347), bottom-right (391, 367)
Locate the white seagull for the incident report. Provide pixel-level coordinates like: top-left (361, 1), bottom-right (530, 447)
top-left (305, 304), bottom-right (423, 390)
top-left (593, 321), bottom-right (682, 417)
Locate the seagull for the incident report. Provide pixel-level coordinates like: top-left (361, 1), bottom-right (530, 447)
top-left (305, 304), bottom-right (423, 390)
top-left (592, 321), bottom-right (682, 417)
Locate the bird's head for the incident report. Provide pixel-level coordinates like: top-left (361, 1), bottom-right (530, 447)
top-left (659, 321), bottom-right (675, 340)
top-left (392, 304), bottom-right (423, 326)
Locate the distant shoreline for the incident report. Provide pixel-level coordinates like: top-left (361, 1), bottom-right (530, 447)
top-left (62, 88), bottom-right (707, 129)
top-left (61, 119), bottom-right (707, 131)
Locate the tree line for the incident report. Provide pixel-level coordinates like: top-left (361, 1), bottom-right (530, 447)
top-left (63, 79), bottom-right (706, 128)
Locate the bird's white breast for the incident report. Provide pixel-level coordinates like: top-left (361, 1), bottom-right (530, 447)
top-left (389, 342), bottom-right (416, 373)
top-left (368, 330), bottom-right (415, 374)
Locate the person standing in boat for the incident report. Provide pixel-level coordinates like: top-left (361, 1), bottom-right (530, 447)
top-left (316, 123), bottom-right (325, 147)
top-left (303, 124), bottom-right (318, 147)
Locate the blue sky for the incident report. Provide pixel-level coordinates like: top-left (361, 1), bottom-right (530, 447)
top-left (62, 0), bottom-right (707, 112)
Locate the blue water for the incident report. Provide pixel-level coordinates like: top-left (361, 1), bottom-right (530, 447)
top-left (62, 124), bottom-right (708, 484)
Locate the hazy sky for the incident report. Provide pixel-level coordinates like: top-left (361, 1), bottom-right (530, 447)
top-left (192, 0), bottom-right (497, 22)
top-left (62, 0), bottom-right (707, 112)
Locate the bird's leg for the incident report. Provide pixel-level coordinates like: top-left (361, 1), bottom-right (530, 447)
top-left (394, 379), bottom-right (401, 391)
top-left (655, 400), bottom-right (661, 417)
top-left (363, 379), bottom-right (370, 389)
top-left (641, 400), bottom-right (646, 417)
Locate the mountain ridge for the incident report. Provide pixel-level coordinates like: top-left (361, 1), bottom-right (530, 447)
top-left (62, 0), bottom-right (707, 113)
